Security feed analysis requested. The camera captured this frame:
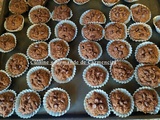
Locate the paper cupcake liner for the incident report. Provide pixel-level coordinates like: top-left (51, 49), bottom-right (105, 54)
top-left (5, 53), bottom-right (29, 78)
top-left (52, 7), bottom-right (73, 21)
top-left (28, 5), bottom-right (51, 24)
top-left (106, 40), bottom-right (132, 60)
top-left (84, 89), bottom-right (111, 118)
top-left (0, 90), bottom-right (16, 118)
top-left (78, 40), bottom-right (103, 61)
top-left (130, 4), bottom-right (151, 23)
top-left (48, 38), bottom-right (70, 60)
top-left (54, 20), bottom-right (78, 42)
top-left (109, 88), bottom-right (134, 118)
top-left (0, 70), bottom-right (12, 92)
top-left (133, 86), bottom-right (160, 114)
top-left (134, 41), bottom-right (160, 64)
top-left (102, 0), bottom-right (120, 7)
top-left (109, 4), bottom-right (131, 24)
top-left (153, 15), bottom-right (160, 34)
top-left (110, 60), bottom-right (134, 84)
top-left (53, 0), bottom-right (70, 4)
top-left (51, 58), bottom-right (76, 83)
top-left (81, 23), bottom-right (105, 41)
top-left (124, 0), bottom-right (138, 3)
top-left (27, 23), bottom-right (51, 42)
top-left (26, 41), bottom-right (48, 62)
top-left (26, 66), bottom-right (52, 92)
top-left (104, 22), bottom-right (127, 41)
top-left (15, 89), bottom-right (41, 119)
top-left (4, 15), bottom-right (24, 32)
top-left (79, 9), bottom-right (106, 25)
top-left (73, 0), bottom-right (90, 5)
top-left (82, 63), bottom-right (109, 88)
top-left (128, 22), bottom-right (152, 42)
top-left (43, 87), bottom-right (70, 117)
top-left (27, 0), bottom-right (47, 7)
top-left (0, 33), bottom-right (17, 53)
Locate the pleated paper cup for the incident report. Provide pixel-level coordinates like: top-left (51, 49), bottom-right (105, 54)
top-left (102, 0), bottom-right (120, 7)
top-left (73, 0), bottom-right (90, 5)
top-left (124, 0), bottom-right (138, 3)
top-left (153, 15), bottom-right (160, 34)
top-left (53, 0), bottom-right (70, 4)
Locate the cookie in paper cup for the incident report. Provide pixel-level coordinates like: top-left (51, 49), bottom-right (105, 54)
top-left (135, 64), bottom-right (160, 88)
top-left (135, 42), bottom-right (160, 65)
top-left (102, 0), bottom-right (120, 7)
top-left (53, 0), bottom-right (70, 4)
top-left (110, 60), bottom-right (134, 84)
top-left (28, 5), bottom-right (51, 24)
top-left (106, 40), bottom-right (132, 60)
top-left (78, 40), bottom-right (102, 61)
top-left (26, 66), bottom-right (52, 92)
top-left (128, 23), bottom-right (152, 42)
top-left (49, 38), bottom-right (70, 60)
top-left (52, 5), bottom-right (73, 21)
top-left (153, 15), bottom-right (160, 34)
top-left (4, 15), bottom-right (24, 32)
top-left (5, 53), bottom-right (29, 78)
top-left (133, 87), bottom-right (160, 114)
top-left (0, 90), bottom-right (16, 118)
top-left (79, 9), bottom-right (106, 25)
top-left (109, 4), bottom-right (131, 24)
top-left (15, 89), bottom-right (41, 119)
top-left (55, 20), bottom-right (78, 42)
top-left (27, 0), bottom-right (47, 7)
top-left (104, 22), bottom-right (127, 41)
top-left (81, 23), bottom-right (105, 41)
top-left (51, 58), bottom-right (76, 83)
top-left (43, 87), bottom-right (70, 117)
top-left (124, 0), bottom-right (138, 2)
top-left (82, 63), bottom-right (109, 88)
top-left (0, 33), bottom-right (16, 53)
top-left (73, 0), bottom-right (90, 5)
top-left (130, 3), bottom-right (151, 23)
top-left (27, 42), bottom-right (48, 61)
top-left (109, 88), bottom-right (134, 118)
top-left (84, 89), bottom-right (111, 118)
top-left (27, 23), bottom-right (51, 42)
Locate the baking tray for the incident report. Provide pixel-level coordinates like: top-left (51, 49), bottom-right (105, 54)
top-left (1, 0), bottom-right (160, 119)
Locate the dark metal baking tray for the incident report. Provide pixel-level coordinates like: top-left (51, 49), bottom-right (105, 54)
top-left (1, 0), bottom-right (160, 119)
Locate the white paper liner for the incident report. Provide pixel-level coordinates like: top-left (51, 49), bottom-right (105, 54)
top-left (5, 53), bottom-right (29, 78)
top-left (26, 66), bottom-right (52, 92)
top-left (79, 9), bottom-right (106, 25)
top-left (51, 6), bottom-right (73, 21)
top-left (102, 0), bottom-right (120, 7)
top-left (27, 23), bottom-right (51, 42)
top-left (0, 33), bottom-right (17, 53)
top-left (110, 60), bottom-right (134, 84)
top-left (81, 23), bottom-right (105, 41)
top-left (15, 89), bottom-right (41, 119)
top-left (133, 87), bottom-right (160, 114)
top-left (134, 64), bottom-right (160, 88)
top-left (106, 40), bottom-right (132, 60)
top-left (26, 41), bottom-right (48, 62)
top-left (124, 0), bottom-right (138, 3)
top-left (54, 20), bottom-right (78, 42)
top-left (43, 87), bottom-right (70, 117)
top-left (109, 88), bottom-right (134, 118)
top-left (78, 40), bottom-right (103, 61)
top-left (153, 15), bottom-right (160, 34)
top-left (109, 4), bottom-right (131, 24)
top-left (53, 0), bottom-right (70, 4)
top-left (4, 15), bottom-right (24, 32)
top-left (51, 58), bottom-right (76, 83)
top-left (73, 0), bottom-right (90, 5)
top-left (82, 63), bottom-right (109, 88)
top-left (28, 5), bottom-right (51, 24)
top-left (48, 38), bottom-right (70, 60)
top-left (0, 90), bottom-right (16, 118)
top-left (130, 4), bottom-right (151, 23)
top-left (84, 89), bottom-right (111, 118)
top-left (128, 22), bottom-right (152, 42)
top-left (134, 41), bottom-right (160, 64)
top-left (104, 22), bottom-right (127, 41)
top-left (0, 70), bottom-right (12, 92)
